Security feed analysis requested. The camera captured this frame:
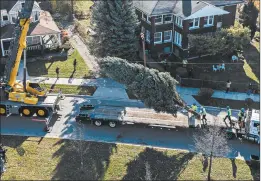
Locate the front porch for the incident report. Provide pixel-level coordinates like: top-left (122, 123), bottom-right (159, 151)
top-left (0, 33), bottom-right (61, 57)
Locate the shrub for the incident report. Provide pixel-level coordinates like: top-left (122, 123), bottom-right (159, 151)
top-left (198, 88), bottom-right (214, 99)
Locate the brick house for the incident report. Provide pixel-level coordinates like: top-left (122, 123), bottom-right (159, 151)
top-left (133, 0), bottom-right (243, 60)
top-left (0, 0), bottom-right (61, 57)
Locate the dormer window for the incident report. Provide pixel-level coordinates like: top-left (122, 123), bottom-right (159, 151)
top-left (2, 15), bottom-right (8, 21)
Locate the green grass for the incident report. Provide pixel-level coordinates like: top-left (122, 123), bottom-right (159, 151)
top-left (40, 84), bottom-right (96, 95)
top-left (242, 40), bottom-right (260, 84)
top-left (27, 50), bottom-right (90, 78)
top-left (243, 59), bottom-right (260, 84)
top-left (74, 1), bottom-right (94, 16)
top-left (1, 135), bottom-right (259, 180)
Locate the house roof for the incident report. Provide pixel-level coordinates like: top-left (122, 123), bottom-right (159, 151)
top-left (0, 0), bottom-right (17, 12)
top-left (1, 11), bottom-right (60, 39)
top-left (133, 0), bottom-right (240, 18)
top-left (37, 0), bottom-right (52, 12)
top-left (205, 0), bottom-right (244, 6)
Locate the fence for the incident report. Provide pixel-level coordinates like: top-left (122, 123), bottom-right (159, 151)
top-left (177, 76), bottom-right (259, 93)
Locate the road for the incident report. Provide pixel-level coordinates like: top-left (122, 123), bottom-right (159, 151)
top-left (1, 96), bottom-right (259, 160)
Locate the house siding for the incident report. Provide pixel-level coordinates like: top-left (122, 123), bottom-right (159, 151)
top-left (222, 5), bottom-right (237, 28)
top-left (135, 4), bottom-right (239, 60)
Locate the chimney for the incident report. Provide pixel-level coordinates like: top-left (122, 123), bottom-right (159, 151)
top-left (182, 0), bottom-right (192, 17)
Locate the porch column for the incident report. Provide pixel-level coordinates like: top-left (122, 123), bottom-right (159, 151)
top-left (0, 40), bottom-right (4, 57)
top-left (40, 36), bottom-right (44, 55)
top-left (57, 33), bottom-right (61, 46)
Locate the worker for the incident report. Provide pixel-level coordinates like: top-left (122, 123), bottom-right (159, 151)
top-left (56, 67), bottom-right (60, 79)
top-left (224, 106), bottom-right (232, 127)
top-left (191, 103), bottom-right (198, 112)
top-left (73, 59), bottom-right (77, 71)
top-left (238, 108), bottom-right (245, 129)
top-left (200, 106), bottom-right (207, 125)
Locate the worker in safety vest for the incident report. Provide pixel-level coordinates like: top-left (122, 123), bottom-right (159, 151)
top-left (238, 108), bottom-right (245, 128)
top-left (224, 106), bottom-right (232, 127)
top-left (191, 103), bottom-right (198, 112)
top-left (200, 106), bottom-right (207, 125)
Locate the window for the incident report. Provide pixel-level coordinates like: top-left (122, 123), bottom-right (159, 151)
top-left (189, 18), bottom-right (200, 29)
top-left (2, 15), bottom-right (8, 21)
top-left (174, 31), bottom-right (182, 47)
top-left (21, 2), bottom-right (25, 8)
top-left (164, 14), bottom-right (172, 23)
top-left (142, 13), bottom-right (151, 23)
top-left (155, 15), bottom-right (163, 24)
top-left (204, 15), bottom-right (214, 26)
top-left (27, 36), bottom-right (40, 45)
top-left (175, 16), bottom-right (183, 27)
top-left (146, 30), bottom-right (150, 42)
top-left (164, 30), bottom-right (172, 42)
top-left (142, 13), bottom-right (147, 20)
top-left (34, 12), bottom-right (39, 21)
top-left (154, 32), bottom-right (162, 44)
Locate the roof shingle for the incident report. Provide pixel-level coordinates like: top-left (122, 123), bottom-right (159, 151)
top-left (1, 11), bottom-right (60, 39)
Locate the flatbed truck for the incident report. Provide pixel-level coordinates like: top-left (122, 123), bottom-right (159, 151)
top-left (76, 104), bottom-right (189, 128)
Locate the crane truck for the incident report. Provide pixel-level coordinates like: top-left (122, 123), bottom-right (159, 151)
top-left (0, 0), bottom-right (63, 131)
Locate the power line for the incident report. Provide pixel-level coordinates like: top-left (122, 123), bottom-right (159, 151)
top-left (133, 61), bottom-right (259, 65)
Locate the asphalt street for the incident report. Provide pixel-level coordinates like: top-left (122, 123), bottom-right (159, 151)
top-left (0, 96), bottom-right (259, 160)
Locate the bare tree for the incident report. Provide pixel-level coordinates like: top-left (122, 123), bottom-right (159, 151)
top-left (69, 120), bottom-right (90, 172)
top-left (193, 119), bottom-right (231, 181)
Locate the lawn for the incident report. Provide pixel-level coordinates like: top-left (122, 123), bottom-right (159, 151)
top-left (194, 96), bottom-right (260, 110)
top-left (167, 41), bottom-right (260, 92)
top-left (27, 50), bottom-right (90, 78)
top-left (40, 84), bottom-right (96, 95)
top-left (242, 40), bottom-right (260, 84)
top-left (1, 135), bottom-right (259, 180)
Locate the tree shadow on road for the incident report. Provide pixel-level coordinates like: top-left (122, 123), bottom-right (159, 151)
top-left (51, 140), bottom-right (117, 180)
top-left (122, 147), bottom-right (194, 180)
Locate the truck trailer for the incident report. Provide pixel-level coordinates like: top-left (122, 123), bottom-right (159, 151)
top-left (76, 104), bottom-right (190, 128)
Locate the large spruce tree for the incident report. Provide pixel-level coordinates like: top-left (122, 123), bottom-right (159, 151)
top-left (88, 0), bottom-right (138, 61)
top-left (100, 57), bottom-right (200, 115)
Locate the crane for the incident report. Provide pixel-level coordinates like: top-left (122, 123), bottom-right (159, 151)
top-left (3, 0), bottom-right (46, 105)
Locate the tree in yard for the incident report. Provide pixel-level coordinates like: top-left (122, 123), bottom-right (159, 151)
top-left (188, 22), bottom-right (251, 56)
top-left (218, 21), bottom-right (251, 55)
top-left (88, 0), bottom-right (138, 61)
top-left (193, 120), bottom-right (231, 181)
top-left (99, 57), bottom-right (200, 115)
top-left (239, 0), bottom-right (259, 39)
top-left (188, 34), bottom-right (224, 57)
top-left (68, 120), bottom-right (90, 172)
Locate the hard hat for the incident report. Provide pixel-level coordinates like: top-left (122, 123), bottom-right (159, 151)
top-left (227, 106), bottom-right (230, 109)
top-left (201, 106), bottom-right (204, 109)
top-left (241, 108), bottom-right (245, 112)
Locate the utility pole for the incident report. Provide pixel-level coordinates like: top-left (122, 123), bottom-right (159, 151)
top-left (71, 0), bottom-right (74, 20)
top-left (140, 26), bottom-right (146, 67)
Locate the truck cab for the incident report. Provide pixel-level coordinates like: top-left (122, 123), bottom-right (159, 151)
top-left (248, 109), bottom-right (260, 137)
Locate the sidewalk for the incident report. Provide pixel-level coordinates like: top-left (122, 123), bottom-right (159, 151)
top-left (22, 76), bottom-right (260, 103)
